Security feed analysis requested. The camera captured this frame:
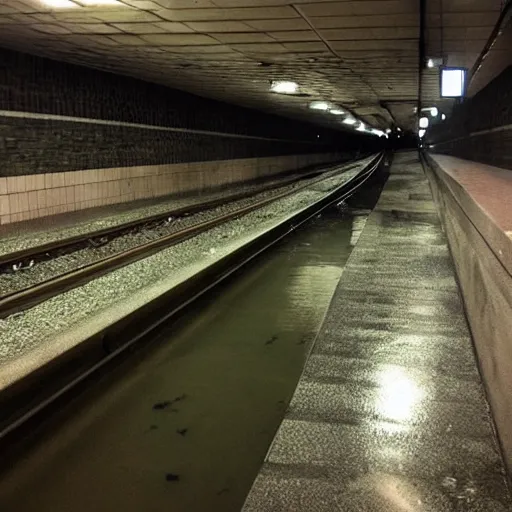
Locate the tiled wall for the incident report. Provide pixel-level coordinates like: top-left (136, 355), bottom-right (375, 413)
top-left (0, 153), bottom-right (339, 225)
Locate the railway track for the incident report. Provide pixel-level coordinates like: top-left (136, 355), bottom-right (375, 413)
top-left (0, 157), bottom-right (371, 319)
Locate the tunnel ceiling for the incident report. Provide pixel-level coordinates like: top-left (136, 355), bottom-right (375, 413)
top-left (0, 0), bottom-right (504, 132)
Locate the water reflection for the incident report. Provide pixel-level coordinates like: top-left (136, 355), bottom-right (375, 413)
top-left (377, 367), bottom-right (424, 423)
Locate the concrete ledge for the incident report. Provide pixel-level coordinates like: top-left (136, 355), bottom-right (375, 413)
top-left (424, 152), bottom-right (512, 472)
top-left (427, 154), bottom-right (512, 274)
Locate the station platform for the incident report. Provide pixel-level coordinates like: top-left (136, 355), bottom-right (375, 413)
top-left (243, 151), bottom-right (512, 511)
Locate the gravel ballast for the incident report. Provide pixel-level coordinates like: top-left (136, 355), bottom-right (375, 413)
top-left (0, 156), bottom-right (374, 375)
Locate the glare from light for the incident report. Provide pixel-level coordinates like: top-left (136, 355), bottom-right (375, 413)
top-left (371, 129), bottom-right (384, 137)
top-left (427, 59), bottom-right (434, 68)
top-left (419, 129), bottom-right (426, 138)
top-left (42, 0), bottom-right (78, 6)
top-left (377, 367), bottom-right (423, 422)
top-left (419, 116), bottom-right (429, 129)
top-left (430, 107), bottom-right (438, 117)
top-left (342, 117), bottom-right (357, 125)
top-left (442, 113), bottom-right (446, 120)
top-left (330, 109), bottom-right (345, 115)
top-left (309, 101), bottom-right (330, 111)
top-left (356, 122), bottom-right (366, 132)
top-left (441, 68), bottom-right (465, 97)
top-left (385, 128), bottom-right (392, 134)
top-left (270, 81), bottom-right (298, 94)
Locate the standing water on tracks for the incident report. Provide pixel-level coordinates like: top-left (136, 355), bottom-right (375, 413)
top-left (0, 170), bottom-right (388, 512)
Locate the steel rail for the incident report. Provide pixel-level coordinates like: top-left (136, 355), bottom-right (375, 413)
top-left (0, 157), bottom-right (379, 319)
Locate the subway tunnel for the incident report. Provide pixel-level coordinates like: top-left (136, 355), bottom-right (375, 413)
top-left (0, 0), bottom-right (511, 510)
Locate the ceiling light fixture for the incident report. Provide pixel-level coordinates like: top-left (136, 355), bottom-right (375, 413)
top-left (385, 128), bottom-right (392, 134)
top-left (309, 101), bottom-right (330, 111)
top-left (270, 81), bottom-right (298, 94)
top-left (430, 107), bottom-right (439, 117)
top-left (419, 129), bottom-right (426, 138)
top-left (427, 59), bottom-right (434, 68)
top-left (419, 117), bottom-right (429, 129)
top-left (42, 0), bottom-right (78, 7)
top-left (441, 113), bottom-right (446, 121)
top-left (330, 109), bottom-right (345, 115)
top-left (342, 117), bottom-right (357, 125)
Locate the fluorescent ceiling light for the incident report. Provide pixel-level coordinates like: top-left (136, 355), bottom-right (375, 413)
top-left (309, 101), bottom-right (330, 111)
top-left (330, 109), bottom-right (345, 115)
top-left (270, 81), bottom-right (298, 94)
top-left (441, 68), bottom-right (466, 98)
top-left (418, 129), bottom-right (426, 138)
top-left (419, 116), bottom-right (429, 129)
top-left (42, 0), bottom-right (78, 6)
top-left (342, 117), bottom-right (357, 125)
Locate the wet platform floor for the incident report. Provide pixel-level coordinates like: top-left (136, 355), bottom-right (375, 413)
top-left (243, 151), bottom-right (512, 511)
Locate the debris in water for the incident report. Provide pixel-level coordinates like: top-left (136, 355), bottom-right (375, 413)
top-left (176, 428), bottom-right (188, 436)
top-left (265, 335), bottom-right (278, 345)
top-left (153, 401), bottom-right (172, 410)
top-left (153, 394), bottom-right (187, 411)
top-left (297, 335), bottom-right (309, 345)
top-left (166, 473), bottom-right (180, 482)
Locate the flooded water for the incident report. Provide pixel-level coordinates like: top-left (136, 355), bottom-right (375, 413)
top-left (0, 176), bottom-right (386, 512)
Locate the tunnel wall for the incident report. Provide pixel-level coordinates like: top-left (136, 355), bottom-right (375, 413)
top-left (426, 66), bottom-right (512, 170)
top-left (0, 48), bottom-right (371, 225)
